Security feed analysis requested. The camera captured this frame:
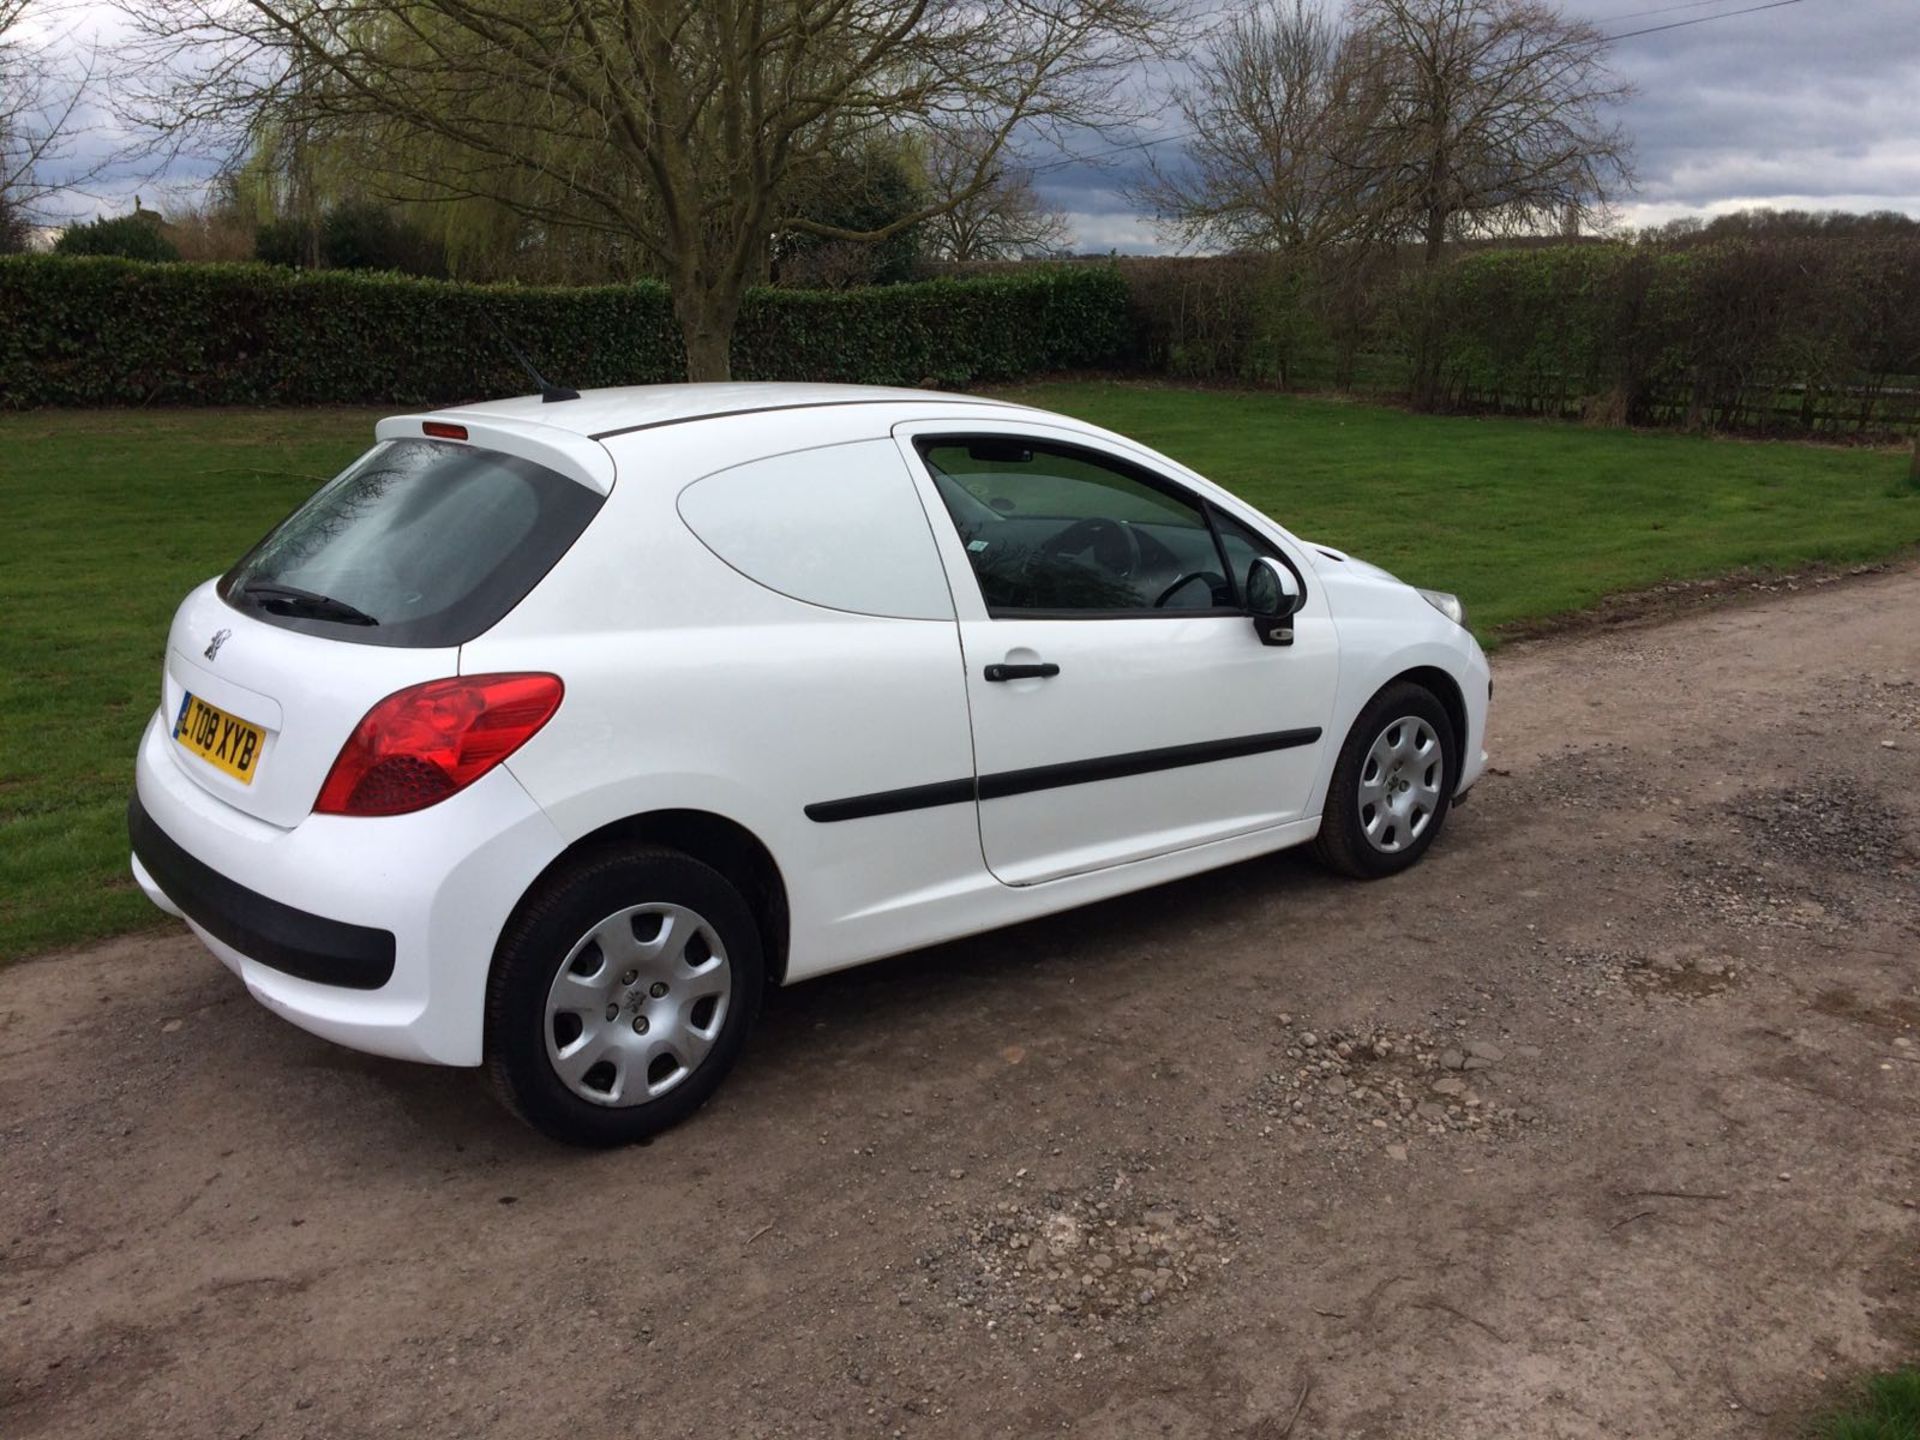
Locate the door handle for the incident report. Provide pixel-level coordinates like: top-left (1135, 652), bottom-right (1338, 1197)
top-left (984, 661), bottom-right (1060, 682)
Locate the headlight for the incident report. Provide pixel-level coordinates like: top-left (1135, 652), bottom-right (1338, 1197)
top-left (1417, 588), bottom-right (1467, 628)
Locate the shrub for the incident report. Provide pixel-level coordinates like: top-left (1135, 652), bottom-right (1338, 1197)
top-left (253, 218), bottom-right (311, 269)
top-left (253, 204), bottom-right (450, 274)
top-left (320, 202), bottom-right (447, 276)
top-left (0, 193), bottom-right (28, 255)
top-left (53, 213), bottom-right (180, 263)
top-left (163, 203), bottom-right (259, 264)
top-left (773, 147), bottom-right (925, 289)
top-left (0, 256), bottom-right (1130, 407)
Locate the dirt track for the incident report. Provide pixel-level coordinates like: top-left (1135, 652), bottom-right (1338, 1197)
top-left (4, 566), bottom-right (1918, 1439)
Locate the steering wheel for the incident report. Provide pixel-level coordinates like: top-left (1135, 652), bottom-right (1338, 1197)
top-left (1152, 570), bottom-right (1227, 610)
top-left (1040, 517), bottom-right (1142, 579)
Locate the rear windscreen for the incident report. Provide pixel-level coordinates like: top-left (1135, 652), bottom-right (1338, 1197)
top-left (219, 439), bottom-right (604, 648)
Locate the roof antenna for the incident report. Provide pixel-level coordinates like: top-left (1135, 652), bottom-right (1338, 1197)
top-left (484, 310), bottom-right (580, 403)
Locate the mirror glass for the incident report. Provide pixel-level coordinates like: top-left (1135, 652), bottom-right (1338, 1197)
top-left (1245, 557), bottom-right (1301, 617)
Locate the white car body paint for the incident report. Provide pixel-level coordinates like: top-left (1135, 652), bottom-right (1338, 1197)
top-left (131, 383), bottom-right (1490, 1070)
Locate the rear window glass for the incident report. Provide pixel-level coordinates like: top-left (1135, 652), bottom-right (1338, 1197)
top-left (219, 440), bottom-right (603, 648)
top-left (676, 440), bottom-right (953, 621)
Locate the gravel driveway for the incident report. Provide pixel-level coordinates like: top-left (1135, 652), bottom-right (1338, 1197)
top-left (4, 565), bottom-right (1917, 1439)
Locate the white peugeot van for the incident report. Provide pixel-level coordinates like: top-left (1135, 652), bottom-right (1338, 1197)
top-left (131, 383), bottom-right (1489, 1144)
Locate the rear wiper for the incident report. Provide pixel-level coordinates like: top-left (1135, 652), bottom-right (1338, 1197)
top-left (241, 580), bottom-right (379, 626)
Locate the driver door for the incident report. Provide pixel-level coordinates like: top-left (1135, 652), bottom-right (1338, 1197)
top-left (897, 424), bottom-right (1337, 887)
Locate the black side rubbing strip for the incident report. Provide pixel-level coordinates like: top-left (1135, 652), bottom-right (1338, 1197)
top-left (128, 794), bottom-right (397, 989)
top-left (803, 777), bottom-right (978, 824)
top-left (978, 728), bottom-right (1321, 800)
top-left (805, 728), bottom-right (1323, 823)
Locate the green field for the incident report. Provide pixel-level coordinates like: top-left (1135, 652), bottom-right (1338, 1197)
top-left (1812, 1369), bottom-right (1920, 1440)
top-left (1011, 382), bottom-right (1920, 630)
top-left (3, 387), bottom-right (1916, 961)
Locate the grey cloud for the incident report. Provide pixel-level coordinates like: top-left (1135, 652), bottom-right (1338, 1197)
top-left (1609, 0), bottom-right (1920, 210)
top-left (38, 0), bottom-right (1920, 240)
top-left (1035, 0), bottom-right (1920, 249)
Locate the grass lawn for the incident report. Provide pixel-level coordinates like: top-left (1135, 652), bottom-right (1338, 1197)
top-left (1812, 1369), bottom-right (1920, 1439)
top-left (1010, 381), bottom-right (1920, 631)
top-left (3, 388), bottom-right (1917, 962)
top-left (1, 409), bottom-right (388, 960)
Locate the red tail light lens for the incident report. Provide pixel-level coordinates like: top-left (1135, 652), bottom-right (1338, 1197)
top-left (315, 673), bottom-right (563, 817)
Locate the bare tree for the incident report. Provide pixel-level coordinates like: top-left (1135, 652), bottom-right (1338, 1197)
top-left (1, 0), bottom-right (104, 246)
top-left (1140, 0), bottom-right (1356, 254)
top-left (920, 128), bottom-right (1072, 261)
top-left (1146, 0), bottom-right (1628, 266)
top-left (1341, 0), bottom-right (1631, 263)
top-left (122, 0), bottom-right (1182, 380)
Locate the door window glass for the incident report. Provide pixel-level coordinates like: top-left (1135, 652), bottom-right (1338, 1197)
top-left (1209, 507), bottom-right (1283, 607)
top-left (919, 438), bottom-right (1234, 615)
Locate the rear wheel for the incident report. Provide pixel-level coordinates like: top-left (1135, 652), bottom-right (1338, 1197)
top-left (1312, 681), bottom-right (1457, 879)
top-left (485, 847), bottom-right (764, 1145)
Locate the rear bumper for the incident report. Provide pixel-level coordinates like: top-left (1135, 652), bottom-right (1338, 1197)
top-left (130, 707), bottom-right (567, 1066)
top-left (129, 794), bottom-right (396, 989)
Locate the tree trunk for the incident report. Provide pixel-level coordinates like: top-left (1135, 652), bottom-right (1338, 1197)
top-left (1422, 206), bottom-right (1447, 266)
top-left (683, 323), bottom-right (732, 383)
top-left (1910, 436), bottom-right (1919, 486)
top-left (673, 280), bottom-right (739, 383)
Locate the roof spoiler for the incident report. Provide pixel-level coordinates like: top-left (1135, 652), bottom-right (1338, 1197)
top-left (375, 415), bottom-right (616, 495)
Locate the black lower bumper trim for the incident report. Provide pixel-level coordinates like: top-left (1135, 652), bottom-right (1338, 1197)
top-left (128, 793), bottom-right (396, 990)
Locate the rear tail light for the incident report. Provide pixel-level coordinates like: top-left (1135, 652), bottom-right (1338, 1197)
top-left (316, 673), bottom-right (563, 817)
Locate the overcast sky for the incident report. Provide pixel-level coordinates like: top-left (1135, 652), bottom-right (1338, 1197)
top-left (1055, 0), bottom-right (1920, 251)
top-left (27, 0), bottom-right (1920, 251)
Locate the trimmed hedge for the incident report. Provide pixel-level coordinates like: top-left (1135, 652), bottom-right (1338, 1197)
top-left (0, 257), bottom-right (1131, 408)
top-left (1113, 239), bottom-right (1920, 436)
top-left (15, 244), bottom-right (1911, 436)
top-left (1395, 239), bottom-right (1920, 435)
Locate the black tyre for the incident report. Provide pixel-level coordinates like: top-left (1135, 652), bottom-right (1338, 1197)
top-left (484, 846), bottom-right (764, 1146)
top-left (1312, 681), bottom-right (1457, 880)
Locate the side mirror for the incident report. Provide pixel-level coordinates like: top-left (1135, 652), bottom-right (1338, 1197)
top-left (1245, 557), bottom-right (1303, 646)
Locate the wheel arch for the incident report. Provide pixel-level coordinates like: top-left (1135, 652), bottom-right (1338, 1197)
top-left (506, 810), bottom-right (792, 986)
top-left (1385, 664), bottom-right (1469, 782)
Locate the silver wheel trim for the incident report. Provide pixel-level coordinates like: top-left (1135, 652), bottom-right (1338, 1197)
top-left (543, 903), bottom-right (732, 1108)
top-left (1357, 715), bottom-right (1444, 854)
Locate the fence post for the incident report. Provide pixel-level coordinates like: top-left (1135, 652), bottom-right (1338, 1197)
top-left (1911, 436), bottom-right (1919, 485)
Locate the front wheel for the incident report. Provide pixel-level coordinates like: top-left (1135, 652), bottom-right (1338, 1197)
top-left (484, 846), bottom-right (764, 1146)
top-left (1312, 682), bottom-right (1457, 879)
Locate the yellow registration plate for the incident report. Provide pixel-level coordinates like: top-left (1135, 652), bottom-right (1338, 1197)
top-left (172, 692), bottom-right (265, 784)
